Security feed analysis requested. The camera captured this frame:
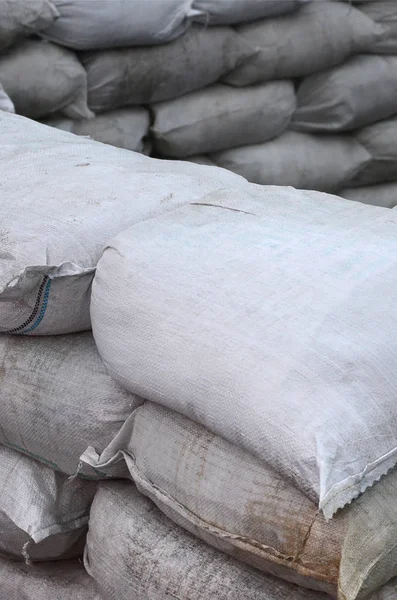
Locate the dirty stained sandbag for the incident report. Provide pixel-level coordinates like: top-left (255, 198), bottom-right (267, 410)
top-left (0, 83), bottom-right (14, 113)
top-left (193, 0), bottom-right (304, 25)
top-left (350, 117), bottom-right (397, 186)
top-left (0, 557), bottom-right (102, 600)
top-left (0, 332), bottom-right (141, 477)
top-left (81, 25), bottom-right (256, 112)
top-left (86, 481), bottom-right (332, 600)
top-left (40, 0), bottom-right (199, 50)
top-left (151, 81), bottom-right (296, 157)
top-left (0, 0), bottom-right (58, 51)
top-left (339, 183), bottom-right (397, 209)
top-left (0, 112), bottom-right (247, 334)
top-left (292, 55), bottom-right (397, 132)
top-left (210, 131), bottom-right (370, 192)
top-left (91, 188), bottom-right (397, 518)
top-left (0, 40), bottom-right (92, 119)
top-left (359, 1), bottom-right (397, 54)
top-left (42, 107), bottom-right (151, 154)
top-left (82, 401), bottom-right (397, 600)
top-left (223, 2), bottom-right (382, 86)
top-left (0, 446), bottom-right (96, 561)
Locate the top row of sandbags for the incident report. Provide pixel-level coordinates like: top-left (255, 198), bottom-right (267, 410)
top-left (39, 0), bottom-right (307, 50)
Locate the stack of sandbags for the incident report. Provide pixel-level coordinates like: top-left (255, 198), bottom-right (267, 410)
top-left (3, 112), bottom-right (397, 598)
top-left (86, 183), bottom-right (397, 599)
top-left (4, 0), bottom-right (397, 206)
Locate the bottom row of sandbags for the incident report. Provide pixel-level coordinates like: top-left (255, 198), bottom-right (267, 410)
top-left (3, 473), bottom-right (397, 600)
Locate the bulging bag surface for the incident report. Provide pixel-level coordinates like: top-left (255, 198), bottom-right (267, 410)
top-left (0, 446), bottom-right (96, 561)
top-left (82, 401), bottom-right (397, 600)
top-left (0, 332), bottom-right (140, 477)
top-left (0, 112), bottom-right (246, 334)
top-left (86, 481), bottom-right (332, 600)
top-left (91, 187), bottom-right (397, 518)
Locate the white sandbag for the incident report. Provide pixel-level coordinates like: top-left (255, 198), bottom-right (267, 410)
top-left (151, 81), bottom-right (296, 157)
top-left (0, 446), bottom-right (96, 561)
top-left (0, 0), bottom-right (58, 51)
top-left (0, 557), bottom-right (102, 600)
top-left (82, 401), bottom-right (397, 600)
top-left (292, 55), bottom-right (397, 132)
top-left (40, 0), bottom-right (200, 50)
top-left (223, 2), bottom-right (381, 86)
top-left (350, 117), bottom-right (397, 186)
top-left (193, 0), bottom-right (304, 25)
top-left (91, 188), bottom-right (397, 518)
top-left (0, 40), bottom-right (92, 119)
top-left (0, 113), bottom-right (247, 334)
top-left (0, 83), bottom-right (14, 113)
top-left (81, 25), bottom-right (256, 112)
top-left (43, 107), bottom-right (151, 154)
top-left (0, 332), bottom-right (141, 476)
top-left (339, 183), bottom-right (397, 209)
top-left (359, 1), bottom-right (397, 53)
top-left (86, 481), bottom-right (331, 600)
top-left (211, 131), bottom-right (370, 192)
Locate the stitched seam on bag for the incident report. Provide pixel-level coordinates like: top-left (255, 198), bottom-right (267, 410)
top-left (3, 275), bottom-right (50, 334)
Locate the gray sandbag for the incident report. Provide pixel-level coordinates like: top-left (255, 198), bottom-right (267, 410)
top-left (91, 187), bottom-right (397, 518)
top-left (339, 182), bottom-right (397, 208)
top-left (0, 446), bottom-right (96, 561)
top-left (0, 112), bottom-right (246, 334)
top-left (359, 1), bottom-right (397, 53)
top-left (40, 0), bottom-right (198, 50)
top-left (0, 332), bottom-right (141, 477)
top-left (85, 481), bottom-right (331, 600)
top-left (193, 0), bottom-right (304, 25)
top-left (43, 107), bottom-right (151, 154)
top-left (0, 83), bottom-right (14, 113)
top-left (292, 55), bottom-right (397, 132)
top-left (0, 39), bottom-right (92, 119)
top-left (351, 117), bottom-right (397, 186)
top-left (82, 401), bottom-right (397, 600)
top-left (211, 131), bottom-right (370, 192)
top-left (151, 81), bottom-right (296, 157)
top-left (0, 557), bottom-right (102, 600)
top-left (224, 2), bottom-right (382, 86)
top-left (81, 25), bottom-right (256, 112)
top-left (0, 0), bottom-right (58, 51)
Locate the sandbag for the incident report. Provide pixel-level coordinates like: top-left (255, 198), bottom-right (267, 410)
top-left (151, 81), bottom-right (296, 157)
top-left (359, 1), bottom-right (397, 53)
top-left (292, 55), bottom-right (397, 132)
top-left (193, 0), bottom-right (304, 25)
top-left (91, 187), bottom-right (397, 518)
top-left (0, 557), bottom-right (102, 600)
top-left (223, 2), bottom-right (381, 86)
top-left (0, 0), bottom-right (58, 51)
top-left (350, 117), bottom-right (397, 186)
top-left (0, 40), bottom-right (92, 119)
top-left (0, 83), bottom-right (14, 113)
top-left (85, 481), bottom-right (331, 600)
top-left (0, 112), bottom-right (247, 335)
top-left (211, 131), bottom-right (370, 192)
top-left (40, 0), bottom-right (199, 49)
top-left (0, 446), bottom-right (96, 561)
top-left (82, 401), bottom-right (397, 600)
top-left (0, 332), bottom-right (141, 476)
top-left (43, 107), bottom-right (151, 154)
top-left (81, 25), bottom-right (256, 112)
top-left (339, 183), bottom-right (397, 208)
